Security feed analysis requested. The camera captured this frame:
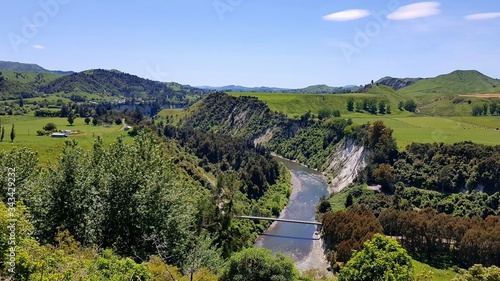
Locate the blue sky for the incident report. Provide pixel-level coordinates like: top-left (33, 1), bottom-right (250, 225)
top-left (1, 0), bottom-right (500, 88)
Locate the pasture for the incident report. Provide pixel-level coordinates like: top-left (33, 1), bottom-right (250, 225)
top-left (227, 92), bottom-right (500, 148)
top-left (0, 114), bottom-right (132, 164)
top-left (229, 92), bottom-right (409, 117)
top-left (350, 116), bottom-right (500, 149)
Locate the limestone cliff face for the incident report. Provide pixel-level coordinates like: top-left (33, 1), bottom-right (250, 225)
top-left (324, 138), bottom-right (367, 194)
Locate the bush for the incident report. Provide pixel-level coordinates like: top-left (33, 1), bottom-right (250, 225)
top-left (43, 122), bottom-right (57, 132)
top-left (36, 130), bottom-right (47, 136)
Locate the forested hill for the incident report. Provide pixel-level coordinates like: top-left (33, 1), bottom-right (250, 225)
top-left (0, 68), bottom-right (204, 104)
top-left (0, 60), bottom-right (73, 75)
top-left (40, 69), bottom-right (202, 99)
top-left (180, 92), bottom-right (293, 141)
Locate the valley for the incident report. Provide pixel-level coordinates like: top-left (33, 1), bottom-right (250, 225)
top-left (1, 61), bottom-right (500, 281)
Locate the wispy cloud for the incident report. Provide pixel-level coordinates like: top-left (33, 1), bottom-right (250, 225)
top-left (465, 12), bottom-right (500, 20)
top-left (323, 9), bottom-right (370, 21)
top-left (33, 44), bottom-right (45, 49)
top-left (387, 2), bottom-right (440, 20)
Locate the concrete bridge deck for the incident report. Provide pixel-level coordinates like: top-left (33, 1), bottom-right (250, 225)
top-left (236, 215), bottom-right (322, 225)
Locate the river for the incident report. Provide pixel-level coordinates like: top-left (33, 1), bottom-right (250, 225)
top-left (254, 157), bottom-right (330, 268)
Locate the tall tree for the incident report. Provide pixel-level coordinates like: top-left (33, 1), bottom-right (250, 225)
top-left (10, 124), bottom-right (15, 142)
top-left (67, 112), bottom-right (75, 126)
top-left (338, 234), bottom-right (414, 281)
top-left (347, 98), bottom-right (355, 111)
top-left (219, 248), bottom-right (299, 281)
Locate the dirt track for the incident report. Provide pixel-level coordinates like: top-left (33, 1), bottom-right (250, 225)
top-left (459, 94), bottom-right (500, 98)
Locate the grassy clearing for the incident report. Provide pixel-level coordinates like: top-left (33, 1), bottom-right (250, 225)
top-left (0, 114), bottom-right (132, 164)
top-left (156, 108), bottom-right (189, 125)
top-left (227, 92), bottom-right (500, 148)
top-left (327, 185), bottom-right (376, 212)
top-left (229, 92), bottom-right (407, 117)
top-left (350, 116), bottom-right (500, 148)
top-left (413, 259), bottom-right (456, 281)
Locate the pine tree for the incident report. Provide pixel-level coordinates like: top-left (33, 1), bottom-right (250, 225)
top-left (10, 124), bottom-right (15, 142)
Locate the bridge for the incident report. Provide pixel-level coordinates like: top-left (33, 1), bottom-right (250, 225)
top-left (235, 215), bottom-right (322, 226)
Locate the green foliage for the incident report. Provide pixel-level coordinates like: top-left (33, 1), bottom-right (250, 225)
top-left (404, 99), bottom-right (417, 112)
top-left (379, 208), bottom-right (500, 268)
top-left (338, 234), bottom-right (414, 281)
top-left (347, 98), bottom-right (355, 112)
top-left (271, 118), bottom-right (352, 170)
top-left (43, 122), bottom-right (57, 131)
top-left (318, 108), bottom-right (341, 120)
top-left (10, 124), bottom-right (15, 142)
top-left (322, 205), bottom-right (383, 263)
top-left (67, 112), bottom-right (75, 125)
top-left (29, 134), bottom-right (202, 264)
top-left (220, 248), bottom-right (300, 281)
top-left (392, 142), bottom-right (500, 193)
top-left (452, 264), bottom-right (500, 281)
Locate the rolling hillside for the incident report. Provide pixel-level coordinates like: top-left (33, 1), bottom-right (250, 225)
top-left (398, 70), bottom-right (500, 94)
top-left (0, 60), bottom-right (73, 75)
top-left (0, 66), bottom-right (205, 104)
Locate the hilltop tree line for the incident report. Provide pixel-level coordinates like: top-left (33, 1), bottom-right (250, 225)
top-left (346, 97), bottom-right (393, 115)
top-left (472, 101), bottom-right (500, 116)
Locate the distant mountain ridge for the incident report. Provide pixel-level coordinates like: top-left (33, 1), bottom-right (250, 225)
top-left (197, 85), bottom-right (289, 92)
top-left (2, 61), bottom-right (499, 96)
top-left (198, 84), bottom-right (357, 94)
top-left (0, 60), bottom-right (74, 75)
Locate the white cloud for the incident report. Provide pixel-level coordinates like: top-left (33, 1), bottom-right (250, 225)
top-left (323, 9), bottom-right (370, 21)
top-left (387, 2), bottom-right (440, 20)
top-left (465, 12), bottom-right (500, 20)
top-left (33, 45), bottom-right (45, 49)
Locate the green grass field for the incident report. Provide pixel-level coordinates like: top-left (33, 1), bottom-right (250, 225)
top-left (413, 259), bottom-right (456, 281)
top-left (350, 116), bottom-right (500, 148)
top-left (229, 91), bottom-right (409, 117)
top-left (227, 92), bottom-right (500, 148)
top-left (156, 108), bottom-right (189, 125)
top-left (0, 115), bottom-right (133, 164)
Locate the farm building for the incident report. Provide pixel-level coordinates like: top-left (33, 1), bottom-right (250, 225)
top-left (61, 130), bottom-right (72, 135)
top-left (51, 133), bottom-right (67, 138)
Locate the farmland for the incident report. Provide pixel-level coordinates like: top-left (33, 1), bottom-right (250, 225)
top-left (228, 92), bottom-right (500, 149)
top-left (0, 114), bottom-right (132, 164)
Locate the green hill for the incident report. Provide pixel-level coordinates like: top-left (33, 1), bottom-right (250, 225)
top-left (399, 70), bottom-right (500, 94)
top-left (0, 60), bottom-right (73, 75)
top-left (0, 68), bottom-right (204, 104)
top-left (376, 76), bottom-right (422, 90)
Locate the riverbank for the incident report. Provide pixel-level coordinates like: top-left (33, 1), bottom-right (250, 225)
top-left (256, 156), bottom-right (332, 277)
top-left (286, 172), bottom-right (332, 277)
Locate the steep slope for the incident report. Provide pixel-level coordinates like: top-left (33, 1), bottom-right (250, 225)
top-left (180, 92), bottom-right (293, 141)
top-left (325, 138), bottom-right (366, 193)
top-left (182, 92), bottom-right (369, 194)
top-left (376, 76), bottom-right (422, 90)
top-left (399, 70), bottom-right (500, 94)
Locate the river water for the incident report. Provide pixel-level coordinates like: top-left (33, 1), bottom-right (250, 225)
top-left (254, 157), bottom-right (329, 263)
